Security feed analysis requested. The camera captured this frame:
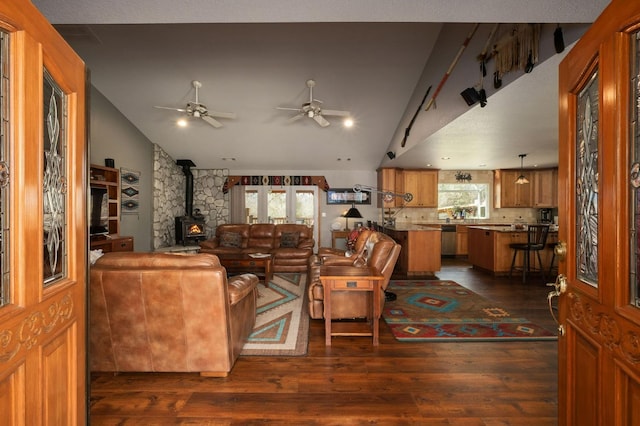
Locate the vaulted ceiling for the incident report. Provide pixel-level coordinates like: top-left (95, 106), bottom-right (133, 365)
top-left (33, 0), bottom-right (610, 171)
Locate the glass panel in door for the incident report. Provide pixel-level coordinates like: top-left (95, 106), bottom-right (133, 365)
top-left (295, 188), bottom-right (315, 227)
top-left (43, 68), bottom-right (67, 285)
top-left (268, 189), bottom-right (287, 224)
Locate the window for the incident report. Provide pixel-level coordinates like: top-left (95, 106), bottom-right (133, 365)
top-left (437, 183), bottom-right (490, 220)
top-left (244, 186), bottom-right (317, 227)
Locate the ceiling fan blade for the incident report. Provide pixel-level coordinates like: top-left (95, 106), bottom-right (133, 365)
top-left (322, 109), bottom-right (351, 117)
top-left (313, 115), bottom-right (330, 127)
top-left (277, 106), bottom-right (303, 112)
top-left (201, 115), bottom-right (223, 128)
top-left (288, 113), bottom-right (305, 123)
top-left (208, 110), bottom-right (237, 119)
top-left (154, 105), bottom-right (187, 113)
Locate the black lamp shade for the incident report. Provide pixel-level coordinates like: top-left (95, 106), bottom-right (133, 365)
top-left (342, 206), bottom-right (363, 219)
top-left (342, 204), bottom-right (363, 230)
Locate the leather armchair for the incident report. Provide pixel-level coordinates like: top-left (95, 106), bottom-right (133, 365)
top-left (90, 252), bottom-right (258, 377)
top-left (307, 231), bottom-right (401, 319)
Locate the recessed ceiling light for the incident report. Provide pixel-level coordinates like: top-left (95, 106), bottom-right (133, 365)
top-left (336, 158), bottom-right (351, 161)
top-left (425, 163), bottom-right (432, 167)
top-left (478, 163), bottom-right (487, 167)
top-left (222, 157), bottom-right (236, 161)
top-left (441, 157), bottom-right (451, 160)
top-left (177, 118), bottom-right (188, 127)
top-left (343, 118), bottom-right (354, 128)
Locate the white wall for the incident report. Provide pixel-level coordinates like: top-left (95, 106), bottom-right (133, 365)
top-left (90, 86), bottom-right (154, 251)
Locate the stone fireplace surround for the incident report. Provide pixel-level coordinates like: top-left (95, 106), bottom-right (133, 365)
top-left (153, 145), bottom-right (229, 249)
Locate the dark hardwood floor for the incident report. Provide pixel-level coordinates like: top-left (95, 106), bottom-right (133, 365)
top-left (89, 258), bottom-right (559, 425)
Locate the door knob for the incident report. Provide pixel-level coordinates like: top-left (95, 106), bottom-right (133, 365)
top-left (546, 274), bottom-right (567, 336)
top-left (554, 241), bottom-right (567, 261)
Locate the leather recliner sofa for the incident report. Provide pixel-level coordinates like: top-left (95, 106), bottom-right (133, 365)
top-left (199, 223), bottom-right (314, 273)
top-left (90, 252), bottom-right (258, 377)
top-left (307, 231), bottom-right (401, 320)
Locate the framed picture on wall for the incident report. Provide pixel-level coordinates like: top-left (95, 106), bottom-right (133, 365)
top-left (326, 188), bottom-right (372, 205)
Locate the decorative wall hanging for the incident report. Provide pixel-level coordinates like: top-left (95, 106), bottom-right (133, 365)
top-left (120, 168), bottom-right (140, 214)
top-left (223, 175), bottom-right (330, 193)
top-left (327, 188), bottom-right (371, 205)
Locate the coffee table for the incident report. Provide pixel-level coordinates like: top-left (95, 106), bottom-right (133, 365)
top-left (217, 253), bottom-right (273, 287)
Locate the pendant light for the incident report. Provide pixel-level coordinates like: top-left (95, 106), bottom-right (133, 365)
top-left (515, 154), bottom-right (530, 185)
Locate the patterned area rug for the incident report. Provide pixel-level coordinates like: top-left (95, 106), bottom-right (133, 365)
top-left (383, 280), bottom-right (557, 342)
top-left (240, 273), bottom-right (309, 356)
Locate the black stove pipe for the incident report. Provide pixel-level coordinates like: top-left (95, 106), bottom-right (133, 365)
top-left (176, 159), bottom-right (196, 217)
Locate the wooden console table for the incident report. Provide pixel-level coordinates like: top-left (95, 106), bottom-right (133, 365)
top-left (331, 230), bottom-right (350, 249)
top-left (90, 235), bottom-right (134, 253)
top-left (319, 265), bottom-right (384, 346)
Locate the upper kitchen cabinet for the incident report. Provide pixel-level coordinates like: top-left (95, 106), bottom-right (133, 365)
top-left (493, 168), bottom-right (558, 208)
top-left (493, 169), bottom-right (533, 208)
top-left (403, 169), bottom-right (438, 207)
top-left (532, 168), bottom-right (558, 207)
top-left (377, 168), bottom-right (404, 208)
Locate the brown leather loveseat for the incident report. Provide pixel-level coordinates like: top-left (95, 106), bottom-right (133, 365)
top-left (90, 252), bottom-right (258, 377)
top-left (199, 223), bottom-right (314, 273)
top-left (307, 231), bottom-right (401, 320)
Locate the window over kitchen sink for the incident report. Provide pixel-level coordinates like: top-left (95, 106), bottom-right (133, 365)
top-left (437, 183), bottom-right (490, 220)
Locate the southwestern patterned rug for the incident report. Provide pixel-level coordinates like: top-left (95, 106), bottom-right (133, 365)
top-left (383, 280), bottom-right (557, 342)
top-left (240, 273), bottom-right (309, 356)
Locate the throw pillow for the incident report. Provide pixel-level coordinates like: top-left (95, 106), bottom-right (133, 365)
top-left (280, 232), bottom-right (299, 248)
top-left (219, 232), bottom-right (242, 248)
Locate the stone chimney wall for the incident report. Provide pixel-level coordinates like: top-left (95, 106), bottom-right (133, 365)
top-left (152, 144), bottom-right (229, 249)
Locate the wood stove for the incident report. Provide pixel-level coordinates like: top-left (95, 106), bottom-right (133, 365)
top-left (175, 159), bottom-right (206, 245)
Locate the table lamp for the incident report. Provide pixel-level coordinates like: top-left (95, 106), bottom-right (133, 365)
top-left (342, 203), bottom-right (363, 230)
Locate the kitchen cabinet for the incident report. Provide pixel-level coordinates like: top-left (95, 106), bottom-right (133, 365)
top-left (468, 226), bottom-right (557, 275)
top-left (455, 225), bottom-right (468, 256)
top-left (493, 169), bottom-right (532, 208)
top-left (383, 227), bottom-right (441, 274)
top-left (377, 168), bottom-right (404, 208)
top-left (532, 168), bottom-right (558, 207)
top-left (494, 168), bottom-right (558, 208)
top-left (403, 169), bottom-right (438, 207)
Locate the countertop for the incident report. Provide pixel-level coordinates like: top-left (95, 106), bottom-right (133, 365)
top-left (381, 224), bottom-right (441, 232)
top-left (466, 225), bottom-right (559, 233)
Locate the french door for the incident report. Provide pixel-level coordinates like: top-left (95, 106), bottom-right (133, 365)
top-left (556, 0), bottom-right (640, 424)
top-left (244, 185), bottom-right (318, 245)
top-left (0, 0), bottom-right (87, 423)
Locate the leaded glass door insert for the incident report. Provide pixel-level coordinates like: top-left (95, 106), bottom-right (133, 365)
top-left (576, 71), bottom-right (599, 287)
top-left (43, 68), bottom-right (67, 285)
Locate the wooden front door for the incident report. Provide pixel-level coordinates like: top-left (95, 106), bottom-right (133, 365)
top-left (557, 0), bottom-right (640, 424)
top-left (0, 0), bottom-right (87, 424)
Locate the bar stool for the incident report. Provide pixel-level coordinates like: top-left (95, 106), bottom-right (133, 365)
top-left (509, 224), bottom-right (550, 283)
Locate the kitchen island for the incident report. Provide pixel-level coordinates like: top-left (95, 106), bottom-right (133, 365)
top-left (381, 224), bottom-right (441, 275)
top-left (467, 225), bottom-right (557, 276)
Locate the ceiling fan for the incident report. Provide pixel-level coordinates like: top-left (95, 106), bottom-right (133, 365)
top-left (154, 80), bottom-right (236, 128)
top-left (277, 79), bottom-right (351, 127)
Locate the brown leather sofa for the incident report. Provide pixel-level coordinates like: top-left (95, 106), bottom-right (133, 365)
top-left (307, 231), bottom-right (401, 319)
top-left (90, 252), bottom-right (258, 377)
top-left (199, 223), bottom-right (314, 273)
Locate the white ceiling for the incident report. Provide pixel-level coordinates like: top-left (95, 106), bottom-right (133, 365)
top-left (33, 0), bottom-right (610, 172)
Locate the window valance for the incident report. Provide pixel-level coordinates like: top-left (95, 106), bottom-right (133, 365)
top-left (223, 175), bottom-right (330, 193)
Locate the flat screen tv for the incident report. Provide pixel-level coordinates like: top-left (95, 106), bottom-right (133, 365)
top-left (90, 186), bottom-right (109, 235)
